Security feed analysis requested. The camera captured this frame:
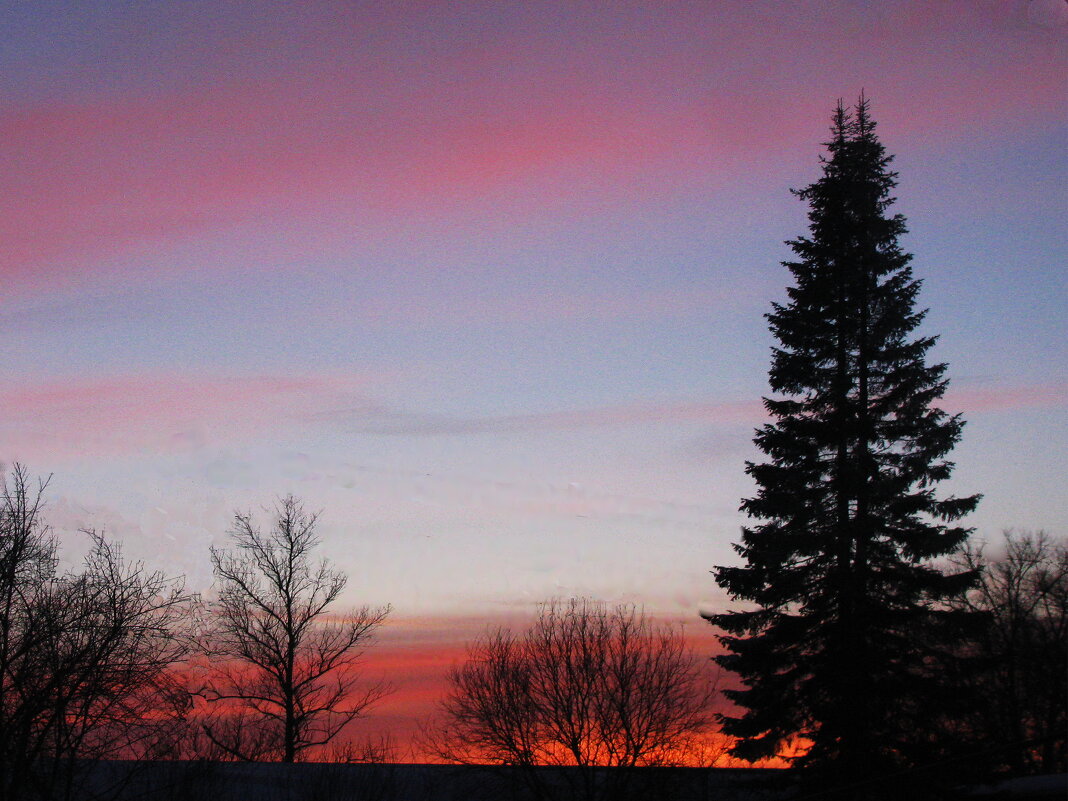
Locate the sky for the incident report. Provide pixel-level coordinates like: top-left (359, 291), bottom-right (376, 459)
top-left (2, 0), bottom-right (1066, 752)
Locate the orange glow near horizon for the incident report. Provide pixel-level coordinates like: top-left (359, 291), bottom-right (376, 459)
top-left (311, 613), bottom-right (793, 766)
top-left (179, 612), bottom-right (774, 765)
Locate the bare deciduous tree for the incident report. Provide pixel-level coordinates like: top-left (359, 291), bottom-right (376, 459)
top-left (430, 598), bottom-right (717, 801)
top-left (0, 465), bottom-right (192, 800)
top-left (201, 496), bottom-right (389, 763)
top-left (950, 531), bottom-right (1067, 775)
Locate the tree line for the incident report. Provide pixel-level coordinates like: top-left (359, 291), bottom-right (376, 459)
top-left (0, 469), bottom-right (390, 799)
top-left (2, 460), bottom-right (1062, 800)
top-left (2, 98), bottom-right (1064, 801)
top-left (0, 467), bottom-right (723, 801)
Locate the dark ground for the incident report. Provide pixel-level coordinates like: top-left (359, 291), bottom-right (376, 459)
top-left (78, 761), bottom-right (789, 801)
top-left (73, 761), bottom-right (1066, 801)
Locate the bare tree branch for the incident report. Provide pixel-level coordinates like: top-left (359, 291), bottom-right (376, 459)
top-left (948, 530), bottom-right (1067, 776)
top-left (428, 598), bottom-right (719, 801)
top-left (0, 465), bottom-right (194, 801)
top-left (199, 495), bottom-right (390, 763)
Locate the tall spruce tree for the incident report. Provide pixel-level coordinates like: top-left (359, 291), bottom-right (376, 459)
top-left (709, 98), bottom-right (980, 793)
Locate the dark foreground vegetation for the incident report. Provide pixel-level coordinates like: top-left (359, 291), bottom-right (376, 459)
top-left (2, 99), bottom-right (1065, 801)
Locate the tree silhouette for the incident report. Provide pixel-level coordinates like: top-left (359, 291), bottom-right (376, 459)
top-left (950, 531), bottom-right (1067, 775)
top-left (201, 496), bottom-right (389, 763)
top-left (432, 599), bottom-right (718, 801)
top-left (707, 98), bottom-right (980, 796)
top-left (0, 465), bottom-right (192, 800)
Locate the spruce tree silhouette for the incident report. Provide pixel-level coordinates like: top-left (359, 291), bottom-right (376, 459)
top-left (707, 97), bottom-right (980, 798)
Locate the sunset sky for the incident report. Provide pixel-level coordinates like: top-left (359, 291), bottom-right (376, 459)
top-left (3, 0), bottom-right (1066, 751)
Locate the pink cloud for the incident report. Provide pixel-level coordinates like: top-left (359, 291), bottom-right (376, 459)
top-left (946, 381), bottom-right (1068, 414)
top-left (332, 379), bottom-right (1067, 439)
top-left (2, 85), bottom-right (733, 296)
top-left (4, 5), bottom-right (1061, 299)
top-left (0, 372), bottom-right (382, 462)
top-left (6, 374), bottom-right (1055, 466)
